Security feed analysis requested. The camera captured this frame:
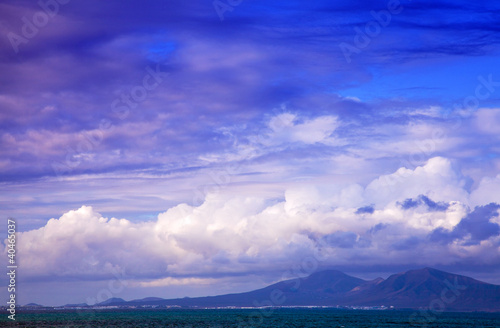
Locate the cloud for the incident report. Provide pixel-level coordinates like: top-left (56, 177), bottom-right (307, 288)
top-left (355, 205), bottom-right (375, 214)
top-left (264, 113), bottom-right (339, 145)
top-left (365, 157), bottom-right (470, 206)
top-left (11, 157), bottom-right (500, 283)
top-left (200, 111), bottom-right (340, 164)
top-left (16, 206), bottom-right (165, 278)
top-left (430, 203), bottom-right (500, 246)
top-left (137, 277), bottom-right (217, 288)
top-left (398, 195), bottom-right (449, 211)
top-left (4, 0), bottom-right (499, 185)
top-left (323, 231), bottom-right (367, 249)
top-left (470, 174), bottom-right (500, 207)
top-left (474, 108), bottom-right (500, 136)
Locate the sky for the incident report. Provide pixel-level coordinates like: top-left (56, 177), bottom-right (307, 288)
top-left (1, 0), bottom-right (500, 306)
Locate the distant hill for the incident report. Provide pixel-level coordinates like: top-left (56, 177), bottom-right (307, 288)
top-left (96, 297), bottom-right (126, 306)
top-left (72, 268), bottom-right (500, 311)
top-left (130, 297), bottom-right (164, 303)
top-left (23, 303), bottom-right (43, 307)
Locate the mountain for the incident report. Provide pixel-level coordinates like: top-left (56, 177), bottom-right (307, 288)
top-left (23, 303), bottom-right (43, 307)
top-left (343, 267), bottom-right (500, 311)
top-left (130, 297), bottom-right (164, 303)
top-left (96, 297), bottom-right (126, 306)
top-left (90, 268), bottom-right (500, 311)
top-left (220, 270), bottom-right (367, 306)
top-left (100, 270), bottom-right (366, 308)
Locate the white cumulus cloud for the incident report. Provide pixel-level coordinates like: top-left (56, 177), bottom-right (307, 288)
top-left (12, 157), bottom-right (500, 284)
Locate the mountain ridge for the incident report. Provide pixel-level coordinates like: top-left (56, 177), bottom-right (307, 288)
top-left (66, 268), bottom-right (499, 311)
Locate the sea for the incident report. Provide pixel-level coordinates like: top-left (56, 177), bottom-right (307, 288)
top-left (1, 308), bottom-right (499, 327)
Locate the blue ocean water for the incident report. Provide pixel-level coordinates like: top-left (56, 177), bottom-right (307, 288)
top-left (1, 308), bottom-right (499, 327)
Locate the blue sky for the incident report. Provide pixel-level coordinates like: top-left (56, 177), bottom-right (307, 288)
top-left (1, 0), bottom-right (500, 306)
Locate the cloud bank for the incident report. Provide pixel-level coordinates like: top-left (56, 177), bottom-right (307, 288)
top-left (14, 157), bottom-right (500, 286)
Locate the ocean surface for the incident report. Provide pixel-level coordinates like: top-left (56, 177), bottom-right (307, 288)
top-left (1, 308), bottom-right (499, 327)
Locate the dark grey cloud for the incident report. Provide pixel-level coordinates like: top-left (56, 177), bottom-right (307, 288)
top-left (399, 195), bottom-right (449, 211)
top-left (323, 231), bottom-right (358, 249)
top-left (356, 205), bottom-right (375, 214)
top-left (391, 236), bottom-right (421, 251)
